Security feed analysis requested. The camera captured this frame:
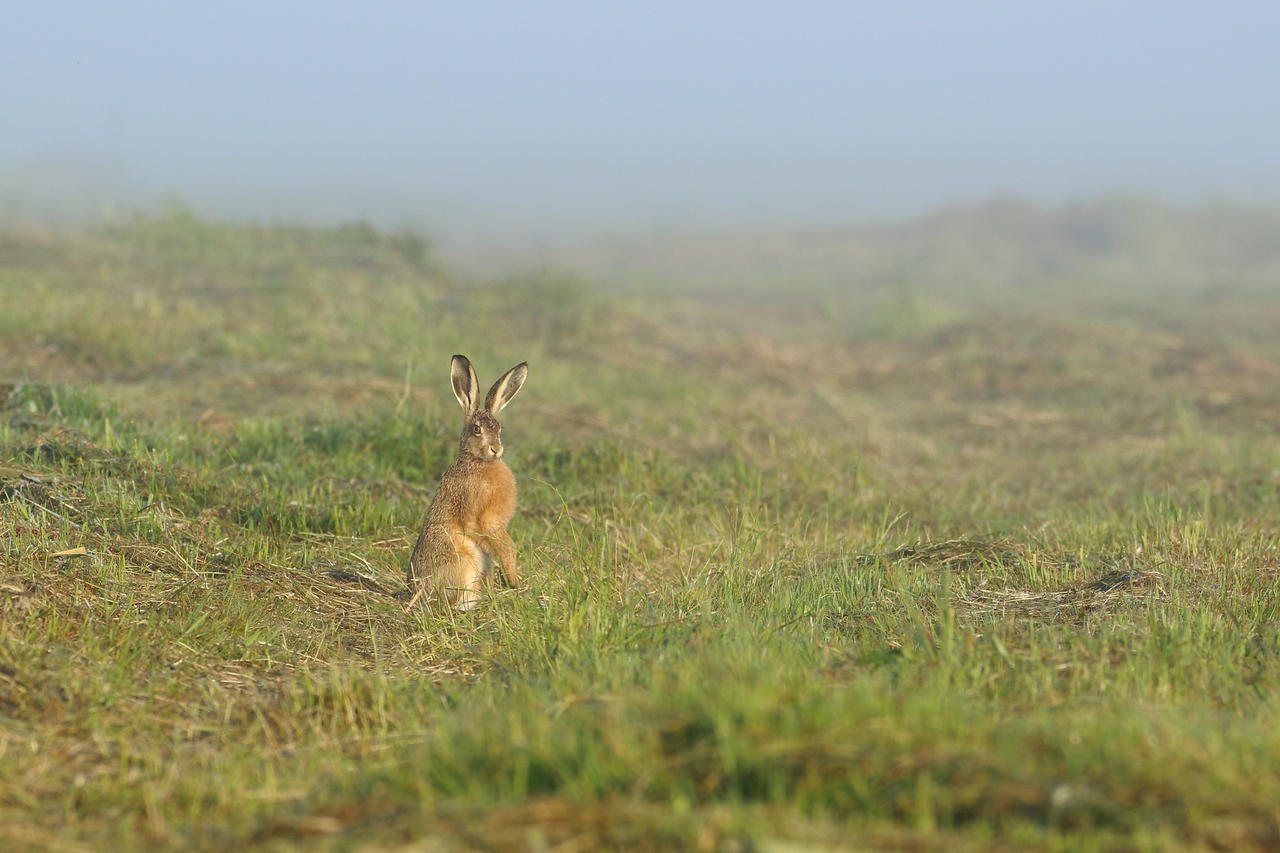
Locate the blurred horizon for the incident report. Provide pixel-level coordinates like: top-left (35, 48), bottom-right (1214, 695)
top-left (5, 2), bottom-right (1280, 241)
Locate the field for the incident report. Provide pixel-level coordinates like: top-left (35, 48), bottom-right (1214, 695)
top-left (2, 199), bottom-right (1279, 851)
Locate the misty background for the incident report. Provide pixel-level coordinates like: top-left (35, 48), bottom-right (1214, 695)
top-left (4, 1), bottom-right (1279, 245)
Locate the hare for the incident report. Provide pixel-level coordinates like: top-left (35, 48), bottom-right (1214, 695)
top-left (408, 354), bottom-right (528, 611)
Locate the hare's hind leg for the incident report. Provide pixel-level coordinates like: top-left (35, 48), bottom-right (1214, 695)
top-left (444, 537), bottom-right (485, 611)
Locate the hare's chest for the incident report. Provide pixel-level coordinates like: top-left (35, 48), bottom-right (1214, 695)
top-left (465, 461), bottom-right (516, 520)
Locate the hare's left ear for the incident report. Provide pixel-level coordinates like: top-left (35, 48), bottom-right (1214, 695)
top-left (451, 354), bottom-right (480, 416)
top-left (485, 362), bottom-right (528, 413)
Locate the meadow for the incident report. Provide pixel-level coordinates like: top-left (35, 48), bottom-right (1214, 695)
top-left (2, 200), bottom-right (1279, 851)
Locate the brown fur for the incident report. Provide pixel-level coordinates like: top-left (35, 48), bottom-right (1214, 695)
top-left (407, 355), bottom-right (528, 611)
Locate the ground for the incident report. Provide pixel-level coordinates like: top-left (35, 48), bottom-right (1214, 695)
top-left (1, 202), bottom-right (1279, 850)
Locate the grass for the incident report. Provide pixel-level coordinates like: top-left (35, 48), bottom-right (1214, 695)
top-left (2, 204), bottom-right (1280, 851)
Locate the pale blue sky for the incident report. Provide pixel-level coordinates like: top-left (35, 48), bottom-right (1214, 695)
top-left (4, 1), bottom-right (1278, 233)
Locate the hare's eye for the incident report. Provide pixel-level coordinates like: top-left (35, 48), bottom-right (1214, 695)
top-left (472, 424), bottom-right (482, 435)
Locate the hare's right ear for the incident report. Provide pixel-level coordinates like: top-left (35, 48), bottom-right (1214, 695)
top-left (485, 362), bottom-right (528, 413)
top-left (450, 354), bottom-right (479, 416)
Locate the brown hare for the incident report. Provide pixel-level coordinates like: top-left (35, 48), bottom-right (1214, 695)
top-left (408, 354), bottom-right (528, 611)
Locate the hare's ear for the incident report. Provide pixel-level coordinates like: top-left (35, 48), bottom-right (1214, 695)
top-left (450, 354), bottom-right (479, 416)
top-left (485, 362), bottom-right (528, 413)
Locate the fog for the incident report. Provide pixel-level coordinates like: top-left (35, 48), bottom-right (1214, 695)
top-left (5, 1), bottom-right (1279, 240)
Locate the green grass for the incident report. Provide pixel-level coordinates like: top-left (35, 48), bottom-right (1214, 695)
top-left (2, 206), bottom-right (1280, 851)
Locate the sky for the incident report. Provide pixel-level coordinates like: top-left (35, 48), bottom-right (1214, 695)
top-left (4, 1), bottom-right (1279, 236)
